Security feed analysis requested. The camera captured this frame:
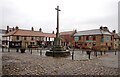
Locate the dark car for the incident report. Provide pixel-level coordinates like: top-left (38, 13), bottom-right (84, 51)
top-left (28, 45), bottom-right (39, 48)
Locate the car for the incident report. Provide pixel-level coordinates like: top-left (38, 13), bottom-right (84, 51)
top-left (28, 45), bottom-right (39, 48)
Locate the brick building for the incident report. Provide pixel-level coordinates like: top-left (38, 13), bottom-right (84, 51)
top-left (73, 27), bottom-right (114, 51)
top-left (60, 30), bottom-right (76, 47)
top-left (111, 30), bottom-right (120, 50)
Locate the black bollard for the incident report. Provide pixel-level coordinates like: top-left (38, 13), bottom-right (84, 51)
top-left (100, 51), bottom-right (102, 56)
top-left (31, 49), bottom-right (32, 54)
top-left (86, 51), bottom-right (91, 59)
top-left (95, 51), bottom-right (97, 57)
top-left (40, 49), bottom-right (42, 55)
top-left (89, 54), bottom-right (90, 59)
top-left (115, 50), bottom-right (116, 55)
top-left (1, 48), bottom-right (3, 52)
top-left (16, 48), bottom-right (19, 52)
top-left (72, 51), bottom-right (74, 60)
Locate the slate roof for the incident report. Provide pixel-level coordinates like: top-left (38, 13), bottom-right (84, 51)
top-left (0, 29), bottom-right (6, 34)
top-left (74, 29), bottom-right (111, 36)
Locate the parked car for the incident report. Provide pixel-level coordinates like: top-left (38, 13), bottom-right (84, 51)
top-left (28, 45), bottom-right (39, 48)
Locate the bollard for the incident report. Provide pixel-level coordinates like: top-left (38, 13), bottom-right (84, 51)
top-left (31, 49), bottom-right (32, 54)
top-left (86, 50), bottom-right (91, 59)
top-left (40, 49), bottom-right (42, 55)
top-left (115, 50), bottom-right (116, 55)
top-left (100, 51), bottom-right (102, 56)
top-left (1, 47), bottom-right (3, 52)
top-left (16, 48), bottom-right (19, 52)
top-left (72, 51), bottom-right (74, 60)
top-left (8, 48), bottom-right (10, 52)
top-left (104, 51), bottom-right (105, 54)
top-left (95, 51), bottom-right (97, 57)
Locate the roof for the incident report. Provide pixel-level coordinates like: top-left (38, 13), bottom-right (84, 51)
top-left (111, 33), bottom-right (120, 39)
top-left (60, 31), bottom-right (75, 35)
top-left (43, 33), bottom-right (56, 38)
top-left (0, 29), bottom-right (6, 34)
top-left (3, 29), bottom-right (56, 38)
top-left (118, 32), bottom-right (120, 36)
top-left (74, 29), bottom-right (112, 36)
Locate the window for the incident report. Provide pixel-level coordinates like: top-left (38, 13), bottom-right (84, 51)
top-left (85, 43), bottom-right (87, 46)
top-left (106, 37), bottom-right (109, 41)
top-left (79, 36), bottom-right (81, 40)
top-left (106, 43), bottom-right (108, 46)
top-left (111, 36), bottom-right (113, 41)
top-left (16, 36), bottom-right (19, 40)
top-left (31, 37), bottom-right (34, 40)
top-left (46, 37), bottom-right (47, 41)
top-left (101, 37), bottom-right (104, 42)
top-left (86, 36), bottom-right (89, 40)
top-left (30, 42), bottom-right (34, 45)
top-left (49, 37), bottom-right (50, 41)
top-left (24, 37), bottom-right (26, 40)
top-left (93, 36), bottom-right (96, 40)
top-left (74, 37), bottom-right (79, 41)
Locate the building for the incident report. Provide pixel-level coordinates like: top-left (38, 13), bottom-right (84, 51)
top-left (118, 32), bottom-right (120, 49)
top-left (3, 26), bottom-right (55, 48)
top-left (60, 30), bottom-right (76, 47)
top-left (111, 30), bottom-right (120, 50)
top-left (73, 26), bottom-right (114, 51)
top-left (0, 29), bottom-right (6, 47)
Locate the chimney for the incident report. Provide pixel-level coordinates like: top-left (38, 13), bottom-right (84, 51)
top-left (6, 25), bottom-right (9, 33)
top-left (52, 31), bottom-right (54, 34)
top-left (103, 27), bottom-right (108, 31)
top-left (39, 28), bottom-right (42, 32)
top-left (12, 27), bottom-right (14, 31)
top-left (16, 26), bottom-right (19, 30)
top-left (75, 29), bottom-right (77, 33)
top-left (31, 27), bottom-right (34, 31)
top-left (112, 30), bottom-right (116, 33)
top-left (100, 26), bottom-right (103, 30)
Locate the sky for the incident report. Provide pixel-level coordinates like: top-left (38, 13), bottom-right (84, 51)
top-left (0, 0), bottom-right (119, 33)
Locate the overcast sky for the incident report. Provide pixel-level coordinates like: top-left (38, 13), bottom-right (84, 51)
top-left (0, 0), bottom-right (119, 33)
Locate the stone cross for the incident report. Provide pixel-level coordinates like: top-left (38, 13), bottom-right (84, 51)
top-left (55, 6), bottom-right (61, 46)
